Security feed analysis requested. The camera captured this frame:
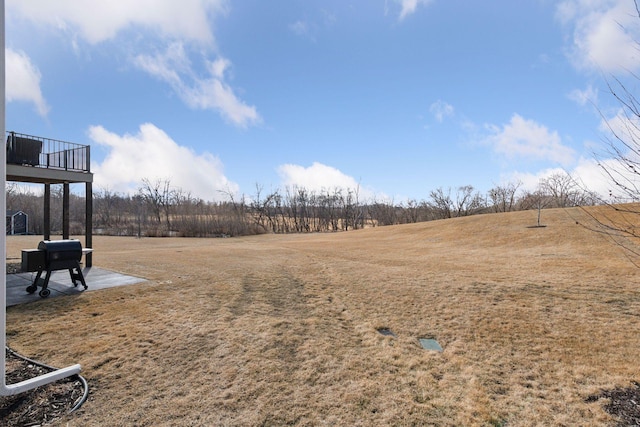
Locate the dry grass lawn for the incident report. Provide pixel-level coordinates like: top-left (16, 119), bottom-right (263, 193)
top-left (4, 207), bottom-right (640, 426)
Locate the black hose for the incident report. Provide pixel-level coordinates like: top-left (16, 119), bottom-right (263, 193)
top-left (4, 346), bottom-right (89, 413)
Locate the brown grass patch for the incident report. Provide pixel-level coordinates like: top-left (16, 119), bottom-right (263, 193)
top-left (3, 207), bottom-right (640, 425)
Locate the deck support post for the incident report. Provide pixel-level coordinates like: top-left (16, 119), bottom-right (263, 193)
top-left (85, 181), bottom-right (92, 267)
top-left (44, 183), bottom-right (50, 240)
top-left (63, 182), bottom-right (69, 239)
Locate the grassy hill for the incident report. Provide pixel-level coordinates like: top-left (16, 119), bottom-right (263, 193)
top-left (4, 206), bottom-right (640, 426)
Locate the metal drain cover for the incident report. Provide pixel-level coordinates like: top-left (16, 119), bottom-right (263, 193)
top-left (419, 338), bottom-right (442, 352)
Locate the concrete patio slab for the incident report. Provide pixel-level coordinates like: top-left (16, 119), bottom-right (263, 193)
top-left (5, 267), bottom-right (147, 307)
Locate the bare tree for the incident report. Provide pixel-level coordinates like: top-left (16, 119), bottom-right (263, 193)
top-left (539, 172), bottom-right (591, 208)
top-left (524, 188), bottom-right (551, 227)
top-left (576, 2), bottom-right (640, 251)
top-left (581, 69), bottom-right (640, 254)
top-left (429, 187), bottom-right (453, 219)
top-left (488, 181), bottom-right (522, 213)
top-left (342, 187), bottom-right (363, 230)
top-left (138, 178), bottom-right (163, 225)
top-left (94, 187), bottom-right (120, 229)
top-left (453, 185), bottom-right (484, 217)
top-left (402, 199), bottom-right (420, 223)
top-left (6, 183), bottom-right (19, 210)
top-left (138, 178), bottom-right (176, 231)
top-left (367, 199), bottom-right (396, 227)
top-left (250, 184), bottom-right (269, 232)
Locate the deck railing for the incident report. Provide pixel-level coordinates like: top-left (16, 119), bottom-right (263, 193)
top-left (6, 131), bottom-right (90, 173)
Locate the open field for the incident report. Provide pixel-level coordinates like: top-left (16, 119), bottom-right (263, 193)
top-left (4, 207), bottom-right (640, 426)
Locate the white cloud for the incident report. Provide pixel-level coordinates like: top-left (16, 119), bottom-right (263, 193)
top-left (571, 157), bottom-right (619, 199)
top-left (289, 20), bottom-right (319, 42)
top-left (484, 114), bottom-right (575, 166)
top-left (278, 162), bottom-right (359, 191)
top-left (210, 57), bottom-right (230, 79)
top-left (7, 0), bottom-right (226, 45)
top-left (568, 84), bottom-right (599, 107)
top-left (134, 43), bottom-right (261, 128)
top-left (506, 158), bottom-right (629, 201)
top-left (599, 104), bottom-right (640, 142)
top-left (429, 100), bottom-right (454, 122)
top-left (506, 168), bottom-right (567, 193)
top-left (6, 48), bottom-right (49, 117)
top-left (90, 123), bottom-right (238, 201)
top-left (597, 106), bottom-right (640, 177)
top-left (289, 12), bottom-right (335, 41)
top-left (587, 106), bottom-right (640, 200)
top-left (557, 0), bottom-right (640, 73)
top-left (290, 20), bottom-right (310, 37)
top-left (392, 0), bottom-right (433, 21)
top-left (9, 0), bottom-right (260, 127)
top-left (277, 162), bottom-right (379, 200)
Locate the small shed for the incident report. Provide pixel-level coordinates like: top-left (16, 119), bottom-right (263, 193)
top-left (6, 210), bottom-right (28, 235)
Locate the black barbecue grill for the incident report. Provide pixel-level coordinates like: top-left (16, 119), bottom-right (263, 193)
top-left (22, 239), bottom-right (88, 298)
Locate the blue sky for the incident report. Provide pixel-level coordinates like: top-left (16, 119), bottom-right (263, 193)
top-left (5, 0), bottom-right (640, 202)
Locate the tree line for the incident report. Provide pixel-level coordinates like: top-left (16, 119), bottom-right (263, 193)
top-left (5, 173), bottom-right (600, 238)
